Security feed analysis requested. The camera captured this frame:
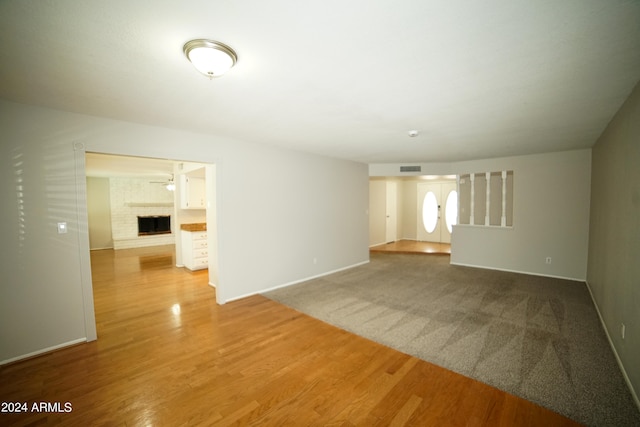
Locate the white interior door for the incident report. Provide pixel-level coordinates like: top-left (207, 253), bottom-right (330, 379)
top-left (417, 182), bottom-right (457, 243)
top-left (385, 181), bottom-right (397, 243)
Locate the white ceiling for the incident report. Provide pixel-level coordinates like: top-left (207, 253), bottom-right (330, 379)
top-left (1, 1), bottom-right (639, 164)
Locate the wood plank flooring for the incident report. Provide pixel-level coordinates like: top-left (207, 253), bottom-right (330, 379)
top-left (370, 240), bottom-right (451, 255)
top-left (0, 245), bottom-right (581, 426)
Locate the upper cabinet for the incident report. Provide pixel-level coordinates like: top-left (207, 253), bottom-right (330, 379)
top-left (180, 168), bottom-right (206, 209)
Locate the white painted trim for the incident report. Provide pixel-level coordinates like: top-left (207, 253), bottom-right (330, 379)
top-left (485, 171), bottom-right (491, 226)
top-left (0, 338), bottom-right (87, 366)
top-left (454, 224), bottom-right (514, 230)
top-left (469, 173), bottom-right (475, 225)
top-left (584, 281), bottom-right (640, 411)
top-left (222, 260), bottom-right (371, 304)
top-left (449, 261), bottom-right (585, 282)
top-left (74, 142), bottom-right (97, 342)
top-left (501, 170), bottom-right (507, 227)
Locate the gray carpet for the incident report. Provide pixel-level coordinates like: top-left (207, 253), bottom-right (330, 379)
top-left (263, 252), bottom-right (640, 426)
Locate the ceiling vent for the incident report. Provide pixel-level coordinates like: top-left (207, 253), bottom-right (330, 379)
top-left (400, 166), bottom-right (421, 172)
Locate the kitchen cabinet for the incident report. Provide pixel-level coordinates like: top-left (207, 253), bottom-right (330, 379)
top-left (181, 229), bottom-right (208, 270)
top-left (180, 170), bottom-right (206, 209)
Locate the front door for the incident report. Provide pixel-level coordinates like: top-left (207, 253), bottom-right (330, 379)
top-left (417, 182), bottom-right (457, 243)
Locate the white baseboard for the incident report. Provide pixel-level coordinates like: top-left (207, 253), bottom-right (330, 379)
top-left (223, 259), bottom-right (371, 304)
top-left (584, 281), bottom-right (640, 411)
top-left (1, 338), bottom-right (87, 366)
top-left (449, 261), bottom-right (585, 282)
top-left (369, 238), bottom-right (420, 248)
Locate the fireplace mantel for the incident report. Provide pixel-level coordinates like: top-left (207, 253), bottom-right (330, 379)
top-left (126, 202), bottom-right (174, 207)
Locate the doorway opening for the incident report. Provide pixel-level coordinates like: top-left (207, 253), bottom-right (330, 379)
top-left (82, 151), bottom-right (221, 338)
top-left (369, 176), bottom-right (456, 255)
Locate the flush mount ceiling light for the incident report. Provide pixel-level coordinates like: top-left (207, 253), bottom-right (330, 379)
top-left (183, 39), bottom-right (237, 79)
top-left (408, 130), bottom-right (419, 137)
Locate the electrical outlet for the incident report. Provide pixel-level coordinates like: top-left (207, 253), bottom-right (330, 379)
top-left (545, 257), bottom-right (552, 264)
top-left (621, 323), bottom-right (626, 340)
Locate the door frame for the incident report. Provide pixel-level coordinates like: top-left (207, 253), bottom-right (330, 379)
top-left (75, 144), bottom-right (223, 343)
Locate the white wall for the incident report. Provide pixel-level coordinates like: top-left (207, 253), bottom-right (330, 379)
top-left (369, 180), bottom-right (386, 246)
top-left (399, 180), bottom-right (418, 239)
top-left (369, 162), bottom-right (453, 177)
top-left (87, 177), bottom-right (113, 250)
top-left (0, 99), bottom-right (369, 363)
top-left (588, 80), bottom-right (640, 404)
top-left (369, 150), bottom-right (592, 280)
top-left (450, 150), bottom-right (592, 280)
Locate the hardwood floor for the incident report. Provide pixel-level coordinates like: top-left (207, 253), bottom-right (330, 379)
top-left (0, 245), bottom-right (581, 426)
top-left (370, 240), bottom-right (451, 255)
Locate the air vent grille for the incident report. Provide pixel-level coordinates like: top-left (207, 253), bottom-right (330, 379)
top-left (400, 166), bottom-right (421, 172)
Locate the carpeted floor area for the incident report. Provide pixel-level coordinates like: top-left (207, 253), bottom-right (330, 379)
top-left (263, 252), bottom-right (640, 426)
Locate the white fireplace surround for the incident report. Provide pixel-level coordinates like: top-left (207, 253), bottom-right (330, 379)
top-left (110, 177), bottom-right (175, 249)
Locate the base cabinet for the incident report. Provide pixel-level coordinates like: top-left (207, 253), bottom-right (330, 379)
top-left (181, 230), bottom-right (208, 270)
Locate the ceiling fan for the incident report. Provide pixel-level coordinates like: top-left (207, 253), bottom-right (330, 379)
top-left (149, 174), bottom-right (176, 191)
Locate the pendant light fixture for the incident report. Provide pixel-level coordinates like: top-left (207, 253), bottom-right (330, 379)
top-left (183, 39), bottom-right (238, 79)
